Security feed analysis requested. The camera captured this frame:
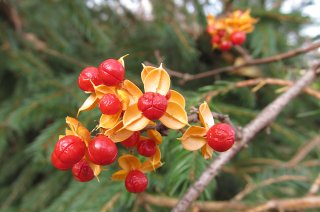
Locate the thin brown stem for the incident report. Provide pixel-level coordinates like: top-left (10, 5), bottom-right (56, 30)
top-left (284, 136), bottom-right (320, 168)
top-left (308, 174), bottom-right (320, 196)
top-left (139, 193), bottom-right (248, 211)
top-left (146, 42), bottom-right (320, 84)
top-left (233, 175), bottom-right (308, 201)
top-left (204, 78), bottom-right (320, 101)
top-left (139, 193), bottom-right (320, 212)
top-left (247, 196), bottom-right (320, 212)
top-left (100, 192), bottom-right (121, 212)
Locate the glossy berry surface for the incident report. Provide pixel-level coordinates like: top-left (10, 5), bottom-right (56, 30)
top-left (125, 170), bottom-right (148, 193)
top-left (137, 139), bottom-right (156, 157)
top-left (138, 92), bottom-right (168, 120)
top-left (78, 66), bottom-right (102, 92)
top-left (51, 151), bottom-right (73, 171)
top-left (72, 159), bottom-right (94, 182)
top-left (121, 131), bottom-right (140, 148)
top-left (220, 41), bottom-right (232, 51)
top-left (231, 31), bottom-right (246, 45)
top-left (217, 29), bottom-right (226, 37)
top-left (211, 35), bottom-right (221, 45)
top-left (99, 94), bottom-right (122, 115)
top-left (52, 135), bottom-right (86, 167)
top-left (98, 59), bottom-right (125, 86)
top-left (87, 135), bottom-right (118, 165)
top-left (206, 123), bottom-right (235, 152)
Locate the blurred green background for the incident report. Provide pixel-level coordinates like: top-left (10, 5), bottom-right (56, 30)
top-left (1, 0), bottom-right (320, 211)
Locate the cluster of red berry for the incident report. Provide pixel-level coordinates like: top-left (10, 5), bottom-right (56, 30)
top-left (206, 10), bottom-right (257, 51)
top-left (52, 134), bottom-right (117, 182)
top-left (51, 56), bottom-right (236, 193)
top-left (52, 58), bottom-right (158, 192)
top-left (209, 29), bottom-right (246, 51)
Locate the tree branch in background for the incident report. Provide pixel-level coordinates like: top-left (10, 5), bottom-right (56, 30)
top-left (100, 193), bottom-right (121, 212)
top-left (172, 65), bottom-right (320, 212)
top-left (139, 193), bottom-right (248, 211)
top-left (146, 42), bottom-right (320, 85)
top-left (234, 45), bottom-right (253, 61)
top-left (284, 136), bottom-right (320, 168)
top-left (139, 194), bottom-right (320, 212)
top-left (248, 196), bottom-right (320, 212)
top-left (203, 77), bottom-right (320, 102)
top-left (308, 173), bottom-right (320, 196)
top-left (232, 175), bottom-right (308, 201)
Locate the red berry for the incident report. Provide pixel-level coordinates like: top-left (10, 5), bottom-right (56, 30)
top-left (78, 66), bottom-right (102, 92)
top-left (165, 91), bottom-right (171, 100)
top-left (217, 29), bottom-right (226, 37)
top-left (206, 25), bottom-right (215, 34)
top-left (121, 131), bottom-right (140, 148)
top-left (220, 41), bottom-right (232, 51)
top-left (87, 135), bottom-right (118, 165)
top-left (138, 92), bottom-right (168, 120)
top-left (99, 94), bottom-right (122, 115)
top-left (211, 35), bottom-right (221, 45)
top-left (52, 135), bottom-right (86, 168)
top-left (98, 59), bottom-right (125, 86)
top-left (206, 123), bottom-right (235, 152)
top-left (51, 151), bottom-right (73, 171)
top-left (137, 139), bottom-right (156, 157)
top-left (72, 159), bottom-right (94, 182)
top-left (231, 31), bottom-right (246, 45)
top-left (125, 170), bottom-right (148, 193)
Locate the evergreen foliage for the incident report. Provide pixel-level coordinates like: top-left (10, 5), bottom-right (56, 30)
top-left (0, 0), bottom-right (319, 211)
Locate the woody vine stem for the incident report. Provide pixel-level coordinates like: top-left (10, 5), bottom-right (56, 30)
top-left (172, 64), bottom-right (320, 211)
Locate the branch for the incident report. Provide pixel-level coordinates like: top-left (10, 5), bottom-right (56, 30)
top-left (284, 136), bottom-right (320, 168)
top-left (172, 65), bottom-right (320, 212)
top-left (139, 193), bottom-right (248, 211)
top-left (232, 175), bottom-right (308, 201)
top-left (146, 42), bottom-right (320, 84)
top-left (100, 192), bottom-right (121, 212)
top-left (308, 173), bottom-right (320, 196)
top-left (248, 196), bottom-right (320, 212)
top-left (204, 78), bottom-right (320, 101)
top-left (139, 194), bottom-right (320, 212)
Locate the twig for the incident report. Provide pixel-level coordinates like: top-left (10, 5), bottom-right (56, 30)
top-left (284, 136), bottom-right (320, 168)
top-left (228, 136), bottom-right (320, 174)
top-left (233, 175), bottom-right (308, 201)
top-left (139, 193), bottom-right (320, 212)
top-left (234, 46), bottom-right (252, 61)
top-left (139, 193), bottom-right (248, 211)
top-left (183, 42), bottom-right (320, 83)
top-left (204, 78), bottom-right (320, 101)
top-left (247, 196), bottom-right (320, 212)
top-left (147, 42), bottom-right (320, 84)
top-left (100, 192), bottom-right (121, 212)
top-left (172, 65), bottom-right (320, 212)
top-left (144, 61), bottom-right (186, 79)
top-left (236, 78), bottom-right (320, 99)
top-left (308, 173), bottom-right (320, 196)
top-left (224, 159), bottom-right (320, 176)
